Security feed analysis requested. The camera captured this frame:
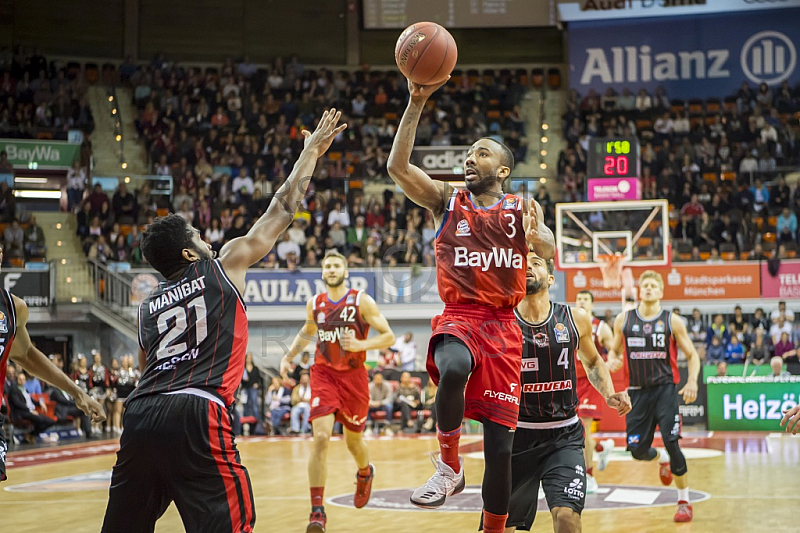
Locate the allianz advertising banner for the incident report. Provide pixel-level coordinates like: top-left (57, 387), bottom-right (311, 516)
top-left (0, 139), bottom-right (81, 170)
top-left (707, 377), bottom-right (800, 431)
top-left (568, 8), bottom-right (800, 99)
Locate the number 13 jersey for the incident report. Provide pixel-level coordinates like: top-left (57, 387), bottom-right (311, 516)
top-left (132, 259), bottom-right (248, 406)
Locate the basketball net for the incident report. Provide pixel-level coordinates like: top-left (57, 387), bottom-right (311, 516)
top-left (598, 253), bottom-right (626, 289)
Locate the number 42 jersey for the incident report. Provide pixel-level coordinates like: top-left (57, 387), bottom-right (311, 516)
top-left (131, 259), bottom-right (248, 406)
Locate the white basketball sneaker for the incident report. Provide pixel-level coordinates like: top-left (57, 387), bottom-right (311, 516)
top-left (586, 474), bottom-right (599, 494)
top-left (597, 438), bottom-right (616, 471)
top-left (410, 454), bottom-right (465, 508)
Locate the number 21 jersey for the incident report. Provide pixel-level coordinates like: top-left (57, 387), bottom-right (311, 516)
top-left (131, 259), bottom-right (248, 406)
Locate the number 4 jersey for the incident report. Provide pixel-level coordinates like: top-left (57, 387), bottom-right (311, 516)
top-left (132, 259), bottom-right (248, 406)
top-left (515, 302), bottom-right (580, 425)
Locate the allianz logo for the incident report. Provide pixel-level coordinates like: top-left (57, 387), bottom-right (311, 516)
top-left (580, 30), bottom-right (796, 86)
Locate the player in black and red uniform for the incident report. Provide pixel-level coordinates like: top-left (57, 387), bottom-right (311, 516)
top-left (611, 270), bottom-right (701, 523)
top-left (281, 251), bottom-right (394, 533)
top-left (0, 243), bottom-right (105, 482)
top-left (491, 252), bottom-right (629, 532)
top-left (388, 77), bottom-right (555, 532)
top-left (574, 290), bottom-right (619, 493)
top-left (101, 109), bottom-right (347, 533)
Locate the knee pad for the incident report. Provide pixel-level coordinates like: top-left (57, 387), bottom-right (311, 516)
top-left (630, 446), bottom-right (658, 462)
top-left (665, 440), bottom-right (687, 476)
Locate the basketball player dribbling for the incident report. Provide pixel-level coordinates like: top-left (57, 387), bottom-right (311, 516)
top-left (280, 251), bottom-right (395, 533)
top-left (611, 270), bottom-right (701, 523)
top-left (494, 252), bottom-right (630, 532)
top-left (574, 290), bottom-right (618, 493)
top-left (101, 109), bottom-right (346, 533)
top-left (388, 77), bottom-right (555, 533)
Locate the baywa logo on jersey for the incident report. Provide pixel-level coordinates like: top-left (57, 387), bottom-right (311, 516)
top-left (565, 478), bottom-right (584, 499)
top-left (0, 311), bottom-right (7, 333)
top-left (554, 323), bottom-right (570, 343)
top-left (456, 219), bottom-right (471, 237)
top-left (534, 332), bottom-right (549, 348)
top-left (655, 320), bottom-right (665, 333)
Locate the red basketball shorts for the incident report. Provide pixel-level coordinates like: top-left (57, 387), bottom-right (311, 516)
top-left (576, 375), bottom-right (604, 420)
top-left (309, 364), bottom-right (370, 433)
top-left (426, 304), bottom-right (523, 429)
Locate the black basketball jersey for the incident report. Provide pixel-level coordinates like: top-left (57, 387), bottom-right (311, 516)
top-left (130, 259), bottom-right (248, 406)
top-left (0, 289), bottom-right (18, 400)
top-left (515, 302), bottom-right (580, 425)
top-left (622, 308), bottom-right (679, 388)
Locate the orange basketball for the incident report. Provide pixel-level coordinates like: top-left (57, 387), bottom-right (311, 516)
top-left (394, 22), bottom-right (457, 86)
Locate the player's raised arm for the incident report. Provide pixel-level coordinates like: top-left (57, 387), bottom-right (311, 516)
top-left (671, 313), bottom-right (700, 404)
top-left (8, 296), bottom-right (105, 422)
top-left (574, 307), bottom-right (631, 416)
top-left (523, 198), bottom-right (555, 260)
top-left (340, 294), bottom-right (395, 353)
top-left (280, 298), bottom-right (319, 379)
top-left (219, 109), bottom-right (347, 289)
top-left (387, 78), bottom-right (453, 217)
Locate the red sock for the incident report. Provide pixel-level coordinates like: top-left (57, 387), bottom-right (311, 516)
top-left (482, 510), bottom-right (508, 533)
top-left (358, 466), bottom-right (371, 477)
top-left (310, 487), bottom-right (324, 508)
top-left (587, 467), bottom-right (594, 476)
top-left (437, 426), bottom-right (461, 473)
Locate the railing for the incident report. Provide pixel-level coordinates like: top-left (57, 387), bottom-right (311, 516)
top-left (88, 260), bottom-right (138, 325)
top-left (54, 260), bottom-right (94, 303)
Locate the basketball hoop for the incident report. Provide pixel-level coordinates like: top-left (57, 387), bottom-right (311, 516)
top-left (597, 253), bottom-right (626, 289)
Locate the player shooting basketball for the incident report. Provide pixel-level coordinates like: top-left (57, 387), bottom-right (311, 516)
top-left (387, 75), bottom-right (554, 533)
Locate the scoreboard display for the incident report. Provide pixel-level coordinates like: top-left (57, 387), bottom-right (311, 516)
top-left (587, 137), bottom-right (641, 179)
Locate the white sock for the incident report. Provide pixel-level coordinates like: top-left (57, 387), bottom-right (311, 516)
top-left (677, 488), bottom-right (689, 502)
top-left (658, 449), bottom-right (669, 463)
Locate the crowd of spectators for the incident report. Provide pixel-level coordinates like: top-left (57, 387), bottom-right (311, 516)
top-left (557, 81), bottom-right (800, 261)
top-left (74, 55), bottom-right (530, 268)
top-left (0, 45), bottom-right (95, 138)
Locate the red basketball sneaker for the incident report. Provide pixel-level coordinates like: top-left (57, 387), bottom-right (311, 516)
top-left (659, 462), bottom-right (673, 486)
top-left (306, 510), bottom-right (327, 532)
top-left (353, 464), bottom-right (375, 509)
top-left (674, 501), bottom-right (693, 522)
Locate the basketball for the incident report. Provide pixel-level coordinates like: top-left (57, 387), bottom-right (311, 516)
top-left (394, 21), bottom-right (457, 85)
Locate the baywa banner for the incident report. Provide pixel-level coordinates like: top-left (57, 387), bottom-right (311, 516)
top-left (1, 270), bottom-right (51, 307)
top-left (0, 139), bottom-right (80, 170)
top-left (568, 8), bottom-right (800, 99)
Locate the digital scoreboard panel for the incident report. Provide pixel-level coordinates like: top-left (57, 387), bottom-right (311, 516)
top-left (363, 0), bottom-right (551, 29)
top-left (587, 137), bottom-right (641, 179)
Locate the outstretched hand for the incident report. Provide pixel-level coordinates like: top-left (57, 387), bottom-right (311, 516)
top-left (781, 404), bottom-right (800, 435)
top-left (75, 392), bottom-right (106, 423)
top-left (302, 108), bottom-right (347, 157)
top-left (524, 198), bottom-right (542, 245)
top-left (407, 76), bottom-right (450, 102)
top-left (678, 380), bottom-right (698, 404)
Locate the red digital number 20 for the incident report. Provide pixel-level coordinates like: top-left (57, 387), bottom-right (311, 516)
top-left (604, 156), bottom-right (628, 176)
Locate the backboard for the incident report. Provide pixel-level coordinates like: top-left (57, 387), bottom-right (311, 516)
top-left (555, 199), bottom-right (670, 269)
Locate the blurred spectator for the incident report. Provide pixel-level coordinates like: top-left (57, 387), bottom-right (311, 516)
top-left (23, 215), bottom-right (46, 259)
top-left (724, 335), bottom-right (745, 364)
top-left (748, 329), bottom-right (772, 365)
top-left (777, 207), bottom-right (797, 245)
top-left (770, 315), bottom-right (793, 345)
top-left (241, 353), bottom-right (262, 423)
top-left (391, 332), bottom-right (418, 371)
top-left (4, 219), bottom-right (23, 258)
top-left (290, 352), bottom-right (312, 383)
top-left (687, 308), bottom-right (706, 344)
top-left (706, 336), bottom-right (725, 363)
top-left (289, 372), bottom-right (311, 435)
top-left (112, 181), bottom-right (137, 224)
top-left (366, 373), bottom-right (393, 435)
top-left (0, 151), bottom-right (13, 173)
top-left (66, 160), bottom-right (87, 212)
top-left (393, 372), bottom-right (421, 434)
top-left (775, 332), bottom-right (798, 363)
top-left (771, 301), bottom-right (795, 324)
top-left (716, 361), bottom-right (727, 377)
top-left (706, 314), bottom-right (729, 346)
top-left (771, 356), bottom-right (791, 379)
top-left (8, 373), bottom-right (54, 443)
top-left (419, 380), bottom-right (437, 432)
top-left (265, 377), bottom-right (292, 436)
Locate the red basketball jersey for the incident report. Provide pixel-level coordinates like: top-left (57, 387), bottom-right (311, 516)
top-left (576, 316), bottom-right (608, 380)
top-left (435, 190), bottom-right (527, 309)
top-left (313, 289), bottom-right (370, 372)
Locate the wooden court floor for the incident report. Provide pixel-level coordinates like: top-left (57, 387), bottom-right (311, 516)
top-left (2, 431), bottom-right (798, 532)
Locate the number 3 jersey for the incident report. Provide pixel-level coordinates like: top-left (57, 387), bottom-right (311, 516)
top-left (515, 302), bottom-right (580, 425)
top-left (131, 259), bottom-right (248, 406)
top-left (312, 289), bottom-right (370, 372)
top-left (621, 308), bottom-right (679, 388)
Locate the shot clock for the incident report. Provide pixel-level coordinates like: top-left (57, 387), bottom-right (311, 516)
top-left (586, 137), bottom-right (642, 201)
top-left (588, 137), bottom-right (640, 178)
